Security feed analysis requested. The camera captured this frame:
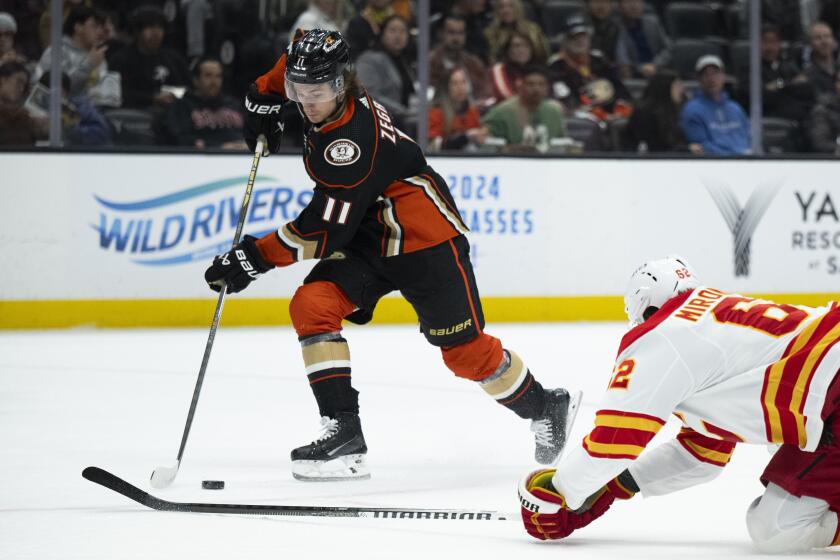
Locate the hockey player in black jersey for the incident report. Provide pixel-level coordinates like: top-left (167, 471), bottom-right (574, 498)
top-left (204, 29), bottom-right (581, 480)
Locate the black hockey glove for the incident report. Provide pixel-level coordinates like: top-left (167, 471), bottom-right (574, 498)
top-left (205, 235), bottom-right (274, 294)
top-left (244, 83), bottom-right (286, 154)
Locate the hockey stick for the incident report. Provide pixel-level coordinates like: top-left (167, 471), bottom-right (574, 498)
top-left (85, 467), bottom-right (509, 520)
top-left (150, 136), bottom-right (267, 490)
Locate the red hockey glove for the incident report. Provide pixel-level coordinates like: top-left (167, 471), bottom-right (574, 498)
top-left (518, 469), bottom-right (635, 541)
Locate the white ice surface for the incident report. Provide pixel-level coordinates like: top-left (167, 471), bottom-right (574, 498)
top-left (0, 323), bottom-right (834, 559)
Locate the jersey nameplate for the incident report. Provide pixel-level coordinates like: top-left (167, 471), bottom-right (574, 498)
top-left (372, 99), bottom-right (397, 144)
top-left (324, 139), bottom-right (361, 166)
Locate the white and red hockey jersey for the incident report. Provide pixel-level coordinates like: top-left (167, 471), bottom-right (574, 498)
top-left (553, 287), bottom-right (840, 509)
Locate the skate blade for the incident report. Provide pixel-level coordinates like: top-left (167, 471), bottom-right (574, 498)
top-left (291, 454), bottom-right (370, 482)
top-left (563, 390), bottom-right (583, 448)
top-left (532, 389), bottom-right (585, 466)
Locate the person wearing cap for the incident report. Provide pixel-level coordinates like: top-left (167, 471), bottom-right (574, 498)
top-left (0, 12), bottom-right (26, 66)
top-left (680, 54), bottom-right (751, 155)
top-left (549, 13), bottom-right (631, 117)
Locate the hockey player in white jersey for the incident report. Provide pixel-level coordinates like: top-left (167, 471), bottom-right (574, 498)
top-left (518, 257), bottom-right (840, 553)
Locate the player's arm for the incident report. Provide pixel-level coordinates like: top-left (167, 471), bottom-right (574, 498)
top-left (628, 426), bottom-right (736, 496)
top-left (255, 180), bottom-right (384, 266)
top-left (243, 30), bottom-right (305, 153)
top-left (256, 100), bottom-right (396, 266)
top-left (519, 334), bottom-right (693, 539)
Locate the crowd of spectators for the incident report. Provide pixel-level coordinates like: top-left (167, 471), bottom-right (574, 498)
top-left (1, 0), bottom-right (840, 155)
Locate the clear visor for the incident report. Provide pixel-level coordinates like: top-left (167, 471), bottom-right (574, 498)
top-left (285, 78), bottom-right (343, 103)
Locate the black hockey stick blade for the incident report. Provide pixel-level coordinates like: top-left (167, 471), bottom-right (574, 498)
top-left (82, 466), bottom-right (508, 520)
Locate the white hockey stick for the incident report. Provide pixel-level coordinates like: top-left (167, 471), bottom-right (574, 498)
top-left (150, 136), bottom-right (266, 489)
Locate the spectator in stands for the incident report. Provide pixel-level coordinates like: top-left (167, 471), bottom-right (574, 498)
top-left (622, 69), bottom-right (686, 152)
top-left (745, 24), bottom-right (814, 123)
top-left (356, 15), bottom-right (415, 129)
top-left (481, 65), bottom-right (567, 151)
top-left (159, 56), bottom-right (245, 149)
top-left (101, 10), bottom-right (130, 65)
top-left (614, 0), bottom-right (672, 80)
top-left (819, 0), bottom-right (840, 39)
top-left (39, 71), bottom-right (112, 146)
top-left (808, 71), bottom-right (840, 153)
top-left (346, 0), bottom-right (394, 59)
top-left (449, 0), bottom-right (492, 63)
top-left (761, 0), bottom-right (803, 42)
top-left (428, 66), bottom-right (487, 151)
top-left (0, 61), bottom-right (39, 145)
top-left (38, 0), bottom-right (90, 51)
top-left (3, 2), bottom-right (41, 62)
top-left (110, 6), bottom-right (190, 111)
top-left (681, 55), bottom-right (751, 155)
top-left (35, 7), bottom-right (121, 108)
top-left (0, 12), bottom-right (27, 66)
top-left (291, 0), bottom-right (347, 34)
top-left (430, 14), bottom-right (492, 105)
top-left (804, 21), bottom-right (839, 97)
top-left (586, 0), bottom-right (621, 63)
top-left (483, 0), bottom-right (549, 64)
top-left (549, 14), bottom-right (632, 118)
top-left (490, 30), bottom-right (540, 101)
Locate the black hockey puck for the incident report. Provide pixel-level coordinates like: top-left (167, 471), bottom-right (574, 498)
top-left (202, 480), bottom-right (225, 490)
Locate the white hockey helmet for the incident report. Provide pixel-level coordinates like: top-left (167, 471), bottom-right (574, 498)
top-left (624, 256), bottom-right (700, 326)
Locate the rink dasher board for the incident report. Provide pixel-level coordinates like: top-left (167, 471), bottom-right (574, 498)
top-left (2, 154), bottom-right (840, 327)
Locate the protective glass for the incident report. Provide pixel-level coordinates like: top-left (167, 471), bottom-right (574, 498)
top-left (285, 77), bottom-right (344, 103)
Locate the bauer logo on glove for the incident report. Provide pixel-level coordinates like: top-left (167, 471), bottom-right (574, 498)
top-left (205, 235), bottom-right (273, 294)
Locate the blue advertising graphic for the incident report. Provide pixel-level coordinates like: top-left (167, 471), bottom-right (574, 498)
top-left (445, 173), bottom-right (534, 236)
top-left (93, 170), bottom-right (533, 268)
top-left (94, 176), bottom-right (312, 266)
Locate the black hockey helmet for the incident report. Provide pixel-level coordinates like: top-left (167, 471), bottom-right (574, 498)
top-left (285, 29), bottom-right (352, 103)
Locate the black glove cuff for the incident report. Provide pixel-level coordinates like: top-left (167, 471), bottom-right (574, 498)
top-left (241, 235), bottom-right (274, 273)
top-left (617, 469), bottom-right (640, 493)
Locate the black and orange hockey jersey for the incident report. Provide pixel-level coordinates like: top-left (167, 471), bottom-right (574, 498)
top-left (252, 53), bottom-right (468, 268)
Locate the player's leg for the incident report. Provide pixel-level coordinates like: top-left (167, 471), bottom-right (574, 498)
top-left (391, 235), bottom-right (581, 464)
top-left (288, 251), bottom-right (394, 480)
top-left (745, 483), bottom-right (838, 553)
top-left (747, 406), bottom-right (840, 552)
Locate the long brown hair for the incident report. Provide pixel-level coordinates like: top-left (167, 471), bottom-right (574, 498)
top-left (432, 66), bottom-right (471, 136)
top-left (343, 68), bottom-right (364, 100)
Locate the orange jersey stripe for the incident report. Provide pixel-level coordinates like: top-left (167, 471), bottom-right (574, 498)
top-left (381, 180), bottom-right (461, 254)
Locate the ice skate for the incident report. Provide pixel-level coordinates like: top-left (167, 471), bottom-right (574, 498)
top-left (291, 412), bottom-right (370, 481)
top-left (530, 388), bottom-right (582, 465)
